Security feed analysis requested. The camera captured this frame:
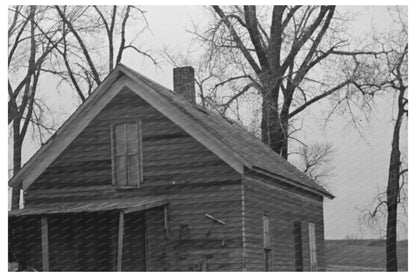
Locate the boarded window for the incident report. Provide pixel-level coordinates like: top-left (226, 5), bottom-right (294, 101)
top-left (293, 221), bottom-right (303, 271)
top-left (111, 121), bottom-right (142, 187)
top-left (263, 215), bottom-right (272, 271)
top-left (308, 223), bottom-right (317, 271)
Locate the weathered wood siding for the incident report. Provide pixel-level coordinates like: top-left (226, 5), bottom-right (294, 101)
top-left (20, 87), bottom-right (244, 271)
top-left (164, 183), bottom-right (243, 271)
top-left (242, 173), bottom-right (326, 271)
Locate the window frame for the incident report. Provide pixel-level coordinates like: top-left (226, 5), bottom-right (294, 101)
top-left (110, 120), bottom-right (143, 188)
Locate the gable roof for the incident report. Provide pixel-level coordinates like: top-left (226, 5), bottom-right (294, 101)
top-left (9, 64), bottom-right (333, 199)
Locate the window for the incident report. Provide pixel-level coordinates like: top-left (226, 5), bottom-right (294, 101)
top-left (263, 215), bottom-right (272, 271)
top-left (111, 121), bottom-right (143, 187)
top-left (293, 221), bottom-right (303, 271)
top-left (308, 223), bottom-right (317, 271)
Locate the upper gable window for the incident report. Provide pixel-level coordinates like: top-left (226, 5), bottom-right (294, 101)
top-left (111, 121), bottom-right (143, 188)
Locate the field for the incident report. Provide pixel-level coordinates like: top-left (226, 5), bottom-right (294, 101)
top-left (326, 240), bottom-right (408, 271)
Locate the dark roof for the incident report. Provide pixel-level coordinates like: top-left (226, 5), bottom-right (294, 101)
top-left (120, 64), bottom-right (333, 198)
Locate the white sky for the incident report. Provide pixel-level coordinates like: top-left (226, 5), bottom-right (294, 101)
top-left (7, 5), bottom-right (408, 240)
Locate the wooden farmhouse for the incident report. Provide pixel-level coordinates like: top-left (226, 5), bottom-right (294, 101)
top-left (8, 64), bottom-right (334, 271)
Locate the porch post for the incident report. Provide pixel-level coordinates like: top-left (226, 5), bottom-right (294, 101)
top-left (41, 216), bottom-right (49, 271)
top-left (11, 182), bottom-right (22, 210)
top-left (117, 210), bottom-right (125, 271)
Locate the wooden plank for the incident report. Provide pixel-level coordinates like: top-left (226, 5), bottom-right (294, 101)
top-left (41, 216), bottom-right (49, 271)
top-left (117, 210), bottom-right (124, 271)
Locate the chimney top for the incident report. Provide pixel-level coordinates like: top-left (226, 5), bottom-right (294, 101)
top-left (173, 66), bottom-right (195, 104)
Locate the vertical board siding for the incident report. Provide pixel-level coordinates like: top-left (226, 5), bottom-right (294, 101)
top-left (242, 174), bottom-right (326, 271)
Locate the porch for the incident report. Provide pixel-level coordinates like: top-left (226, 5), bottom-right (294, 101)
top-left (8, 197), bottom-right (168, 271)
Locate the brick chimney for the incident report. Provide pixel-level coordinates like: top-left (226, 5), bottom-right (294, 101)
top-left (173, 66), bottom-right (195, 104)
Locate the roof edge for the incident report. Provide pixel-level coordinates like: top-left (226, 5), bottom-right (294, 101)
top-left (248, 167), bottom-right (335, 199)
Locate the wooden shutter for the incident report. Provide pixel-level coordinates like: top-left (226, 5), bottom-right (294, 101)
top-left (263, 215), bottom-right (272, 250)
top-left (111, 121), bottom-right (142, 187)
top-left (308, 223), bottom-right (317, 271)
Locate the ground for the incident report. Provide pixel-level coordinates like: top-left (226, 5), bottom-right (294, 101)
top-left (326, 239), bottom-right (408, 271)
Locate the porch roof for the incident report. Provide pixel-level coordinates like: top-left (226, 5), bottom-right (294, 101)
top-left (9, 196), bottom-right (168, 217)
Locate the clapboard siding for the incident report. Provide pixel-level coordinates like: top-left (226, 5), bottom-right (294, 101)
top-left (20, 87), bottom-right (245, 271)
top-left (242, 173), bottom-right (326, 271)
top-left (165, 183), bottom-right (243, 271)
top-left (28, 88), bottom-right (239, 196)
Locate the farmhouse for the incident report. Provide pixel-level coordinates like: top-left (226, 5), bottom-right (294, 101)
top-left (8, 64), bottom-right (334, 271)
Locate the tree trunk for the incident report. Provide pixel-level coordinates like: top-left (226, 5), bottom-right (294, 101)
top-left (385, 87), bottom-right (405, 272)
top-left (260, 85), bottom-right (289, 158)
top-left (260, 84), bottom-right (290, 159)
top-left (11, 120), bottom-right (22, 210)
top-left (386, 137), bottom-right (400, 271)
top-left (13, 120), bottom-right (22, 175)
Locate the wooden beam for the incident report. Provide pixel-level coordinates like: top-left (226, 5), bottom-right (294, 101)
top-left (117, 210), bottom-right (125, 271)
top-left (41, 216), bottom-right (49, 271)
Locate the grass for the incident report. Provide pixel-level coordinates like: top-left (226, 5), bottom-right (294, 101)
top-left (325, 239), bottom-right (408, 271)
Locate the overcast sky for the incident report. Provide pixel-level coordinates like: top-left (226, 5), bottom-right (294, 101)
top-left (8, 5), bottom-right (408, 240)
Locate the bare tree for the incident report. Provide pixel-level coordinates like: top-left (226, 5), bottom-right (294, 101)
top-left (8, 6), bottom-right (60, 175)
top-left (382, 15), bottom-right (407, 271)
top-left (357, 7), bottom-right (407, 271)
top-left (49, 5), bottom-right (157, 101)
top-left (292, 142), bottom-right (335, 187)
top-left (190, 5), bottom-right (384, 159)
